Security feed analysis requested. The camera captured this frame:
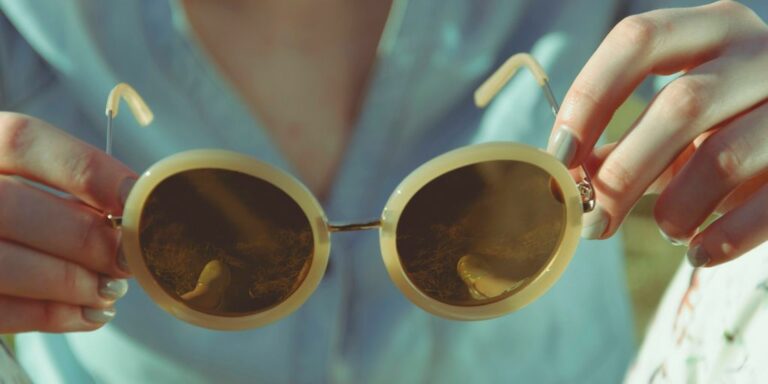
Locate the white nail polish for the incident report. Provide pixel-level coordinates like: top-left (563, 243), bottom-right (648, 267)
top-left (83, 307), bottom-right (116, 324)
top-left (548, 125), bottom-right (577, 166)
top-left (581, 205), bottom-right (609, 239)
top-left (99, 278), bottom-right (129, 300)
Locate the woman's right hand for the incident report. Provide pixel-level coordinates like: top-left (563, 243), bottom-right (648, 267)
top-left (0, 112), bottom-right (136, 333)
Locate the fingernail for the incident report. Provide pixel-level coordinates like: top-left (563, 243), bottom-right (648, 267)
top-left (98, 277), bottom-right (129, 300)
top-left (581, 205), bottom-right (609, 239)
top-left (83, 307), bottom-right (116, 324)
top-left (658, 228), bottom-right (686, 246)
top-left (686, 243), bottom-right (710, 267)
top-left (548, 125), bottom-right (578, 167)
top-left (119, 178), bottom-right (137, 207)
top-left (117, 248), bottom-right (130, 273)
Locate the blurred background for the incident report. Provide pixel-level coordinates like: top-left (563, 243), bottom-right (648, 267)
top-left (606, 95), bottom-right (685, 343)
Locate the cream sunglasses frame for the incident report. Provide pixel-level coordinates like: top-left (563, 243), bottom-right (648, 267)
top-left (105, 53), bottom-right (595, 330)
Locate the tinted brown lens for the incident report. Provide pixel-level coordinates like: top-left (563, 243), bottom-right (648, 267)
top-left (396, 160), bottom-right (566, 306)
top-left (139, 169), bottom-right (314, 316)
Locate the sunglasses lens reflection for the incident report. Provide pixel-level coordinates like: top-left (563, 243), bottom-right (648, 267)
top-left (139, 169), bottom-right (314, 316)
top-left (396, 160), bottom-right (566, 306)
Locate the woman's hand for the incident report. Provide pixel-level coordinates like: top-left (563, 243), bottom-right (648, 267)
top-left (0, 112), bottom-right (136, 332)
top-left (549, 1), bottom-right (768, 267)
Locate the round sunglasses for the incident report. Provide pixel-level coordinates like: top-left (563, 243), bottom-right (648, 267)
top-left (105, 53), bottom-right (596, 330)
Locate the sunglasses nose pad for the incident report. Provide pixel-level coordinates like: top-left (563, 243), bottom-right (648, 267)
top-left (180, 259), bottom-right (232, 311)
top-left (457, 254), bottom-right (526, 300)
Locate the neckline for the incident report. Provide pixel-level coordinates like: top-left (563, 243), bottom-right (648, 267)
top-left (165, 0), bottom-right (409, 206)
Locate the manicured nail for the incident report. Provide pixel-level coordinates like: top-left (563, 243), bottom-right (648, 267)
top-left (83, 307), bottom-right (116, 324)
top-left (119, 178), bottom-right (137, 207)
top-left (548, 125), bottom-right (578, 167)
top-left (686, 243), bottom-right (710, 267)
top-left (117, 248), bottom-right (130, 273)
top-left (658, 228), bottom-right (685, 246)
top-left (581, 205), bottom-right (609, 239)
top-left (98, 277), bottom-right (129, 300)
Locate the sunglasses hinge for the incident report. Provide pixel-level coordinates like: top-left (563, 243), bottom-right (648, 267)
top-left (106, 214), bottom-right (123, 228)
top-left (328, 219), bottom-right (382, 233)
top-left (577, 180), bottom-right (596, 213)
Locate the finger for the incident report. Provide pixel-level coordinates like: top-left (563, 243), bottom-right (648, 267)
top-left (0, 240), bottom-right (127, 307)
top-left (0, 113), bottom-right (137, 213)
top-left (583, 143), bottom-right (616, 176)
top-left (646, 142), bottom-right (698, 197)
top-left (586, 142), bottom-right (698, 197)
top-left (0, 176), bottom-right (127, 277)
top-left (583, 45), bottom-right (768, 239)
top-left (715, 170), bottom-right (768, 214)
top-left (551, 1), bottom-right (766, 167)
top-left (656, 101), bottom-right (768, 240)
top-left (0, 295), bottom-right (115, 333)
top-left (686, 183), bottom-right (768, 267)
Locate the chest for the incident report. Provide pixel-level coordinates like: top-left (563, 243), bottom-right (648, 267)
top-left (181, 2), bottom-right (390, 198)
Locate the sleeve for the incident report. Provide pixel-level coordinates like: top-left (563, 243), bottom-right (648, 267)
top-left (0, 9), bottom-right (55, 110)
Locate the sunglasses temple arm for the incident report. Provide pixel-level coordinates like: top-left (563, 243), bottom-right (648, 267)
top-left (103, 83), bottom-right (154, 227)
top-left (541, 82), bottom-right (560, 118)
top-left (104, 83), bottom-right (154, 156)
top-left (474, 53), bottom-right (595, 212)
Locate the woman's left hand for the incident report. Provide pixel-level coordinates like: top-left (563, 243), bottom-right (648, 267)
top-left (548, 1), bottom-right (768, 267)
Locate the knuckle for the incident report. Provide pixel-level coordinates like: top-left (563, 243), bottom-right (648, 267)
top-left (597, 159), bottom-right (634, 195)
top-left (67, 149), bottom-right (102, 198)
top-left (74, 212), bottom-right (109, 269)
top-left (39, 302), bottom-right (88, 333)
top-left (566, 81), bottom-right (602, 109)
top-left (40, 301), bottom-right (67, 332)
top-left (699, 138), bottom-right (746, 183)
top-left (58, 262), bottom-right (87, 301)
top-left (0, 112), bottom-right (32, 162)
top-left (715, 0), bottom-right (752, 18)
top-left (712, 1), bottom-right (766, 33)
top-left (613, 15), bottom-right (659, 49)
top-left (76, 212), bottom-right (99, 249)
top-left (560, 81), bottom-right (602, 127)
top-left (39, 301), bottom-right (57, 330)
top-left (660, 77), bottom-right (708, 122)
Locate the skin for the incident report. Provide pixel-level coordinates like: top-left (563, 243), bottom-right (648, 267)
top-left (0, 0), bottom-right (764, 333)
top-left (551, 1), bottom-right (768, 267)
top-left (0, 0), bottom-right (390, 333)
top-left (0, 114), bottom-right (134, 332)
top-left (182, 0), bottom-right (392, 199)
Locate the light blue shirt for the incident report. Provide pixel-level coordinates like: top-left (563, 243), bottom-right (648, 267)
top-left (1, 0), bottom-right (725, 382)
